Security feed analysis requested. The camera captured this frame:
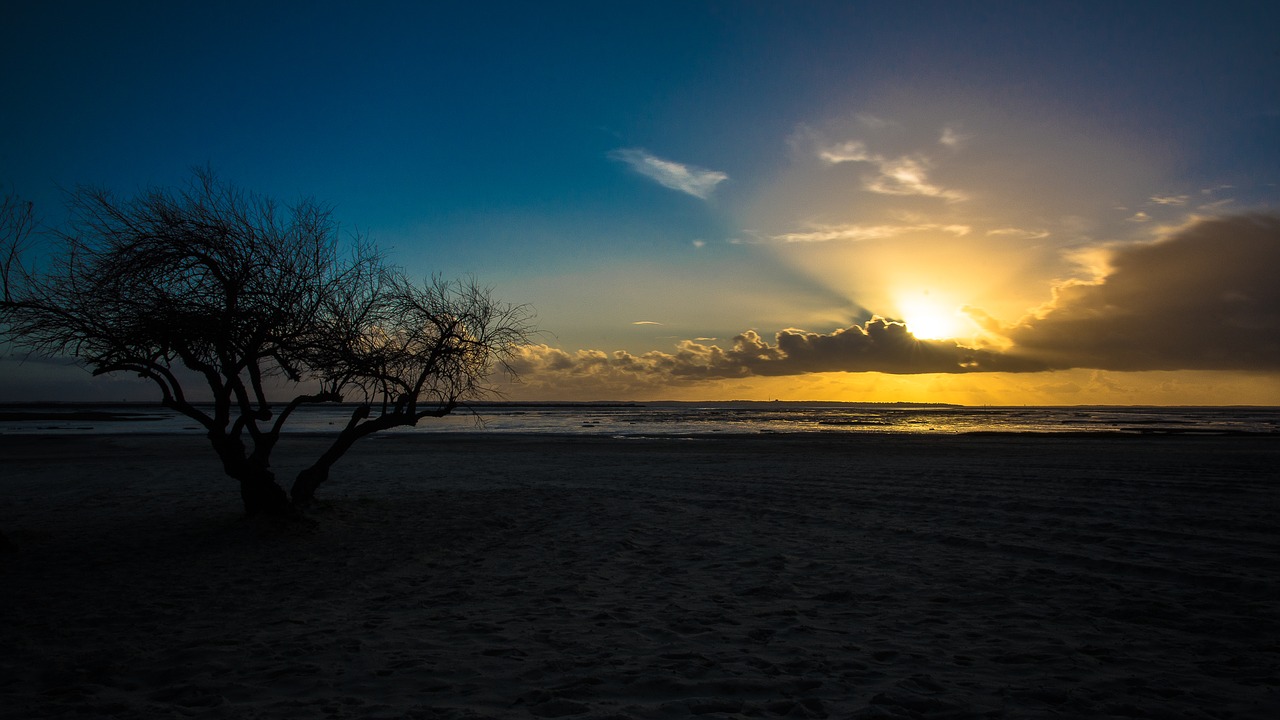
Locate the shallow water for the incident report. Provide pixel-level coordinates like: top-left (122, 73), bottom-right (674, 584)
top-left (2, 402), bottom-right (1277, 436)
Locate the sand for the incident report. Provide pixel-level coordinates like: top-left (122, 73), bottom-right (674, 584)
top-left (1, 431), bottom-right (1278, 719)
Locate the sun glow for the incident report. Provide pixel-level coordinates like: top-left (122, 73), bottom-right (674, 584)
top-left (897, 293), bottom-right (969, 341)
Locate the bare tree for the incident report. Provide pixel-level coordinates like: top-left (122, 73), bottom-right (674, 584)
top-left (0, 191), bottom-right (38, 550)
top-left (1, 189), bottom-right (37, 304)
top-left (0, 171), bottom-right (532, 516)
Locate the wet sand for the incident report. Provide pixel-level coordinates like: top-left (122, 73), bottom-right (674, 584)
top-left (1, 432), bottom-right (1278, 719)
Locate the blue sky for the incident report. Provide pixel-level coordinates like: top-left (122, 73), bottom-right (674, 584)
top-left (3, 1), bottom-right (1278, 402)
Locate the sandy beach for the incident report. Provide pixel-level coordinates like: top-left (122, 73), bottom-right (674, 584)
top-left (1, 432), bottom-right (1277, 719)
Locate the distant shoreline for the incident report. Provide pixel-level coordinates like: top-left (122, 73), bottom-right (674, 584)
top-left (5, 399), bottom-right (1279, 409)
top-left (0, 410), bottom-right (158, 422)
top-left (2, 405), bottom-right (1277, 437)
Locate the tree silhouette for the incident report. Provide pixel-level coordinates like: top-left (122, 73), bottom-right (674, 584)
top-left (0, 171), bottom-right (532, 516)
top-left (1, 189), bottom-right (36, 304)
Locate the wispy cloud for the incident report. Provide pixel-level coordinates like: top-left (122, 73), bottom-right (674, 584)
top-left (632, 321), bottom-right (663, 326)
top-left (1197, 198), bottom-right (1235, 212)
top-left (816, 140), bottom-right (872, 164)
top-left (986, 227), bottom-right (1050, 240)
top-left (855, 113), bottom-right (895, 129)
top-left (1150, 194), bottom-right (1189, 206)
top-left (817, 140), bottom-right (966, 201)
top-left (608, 148), bottom-right (727, 199)
top-left (939, 127), bottom-right (968, 149)
top-left (772, 222), bottom-right (970, 244)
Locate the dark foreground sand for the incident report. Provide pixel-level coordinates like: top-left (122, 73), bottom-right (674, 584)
top-left (1, 432), bottom-right (1278, 719)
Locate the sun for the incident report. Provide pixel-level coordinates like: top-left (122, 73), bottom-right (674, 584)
top-left (896, 293), bottom-right (969, 341)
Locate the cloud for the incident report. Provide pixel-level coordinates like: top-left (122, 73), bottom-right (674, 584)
top-left (632, 321), bottom-right (662, 326)
top-left (1197, 198), bottom-right (1235, 212)
top-left (939, 127), bottom-right (967, 149)
top-left (608, 148), bottom-right (727, 199)
top-left (511, 318), bottom-right (1046, 393)
top-left (815, 140), bottom-right (871, 164)
top-left (1150, 194), bottom-right (1189, 206)
top-left (772, 223), bottom-right (970, 244)
top-left (855, 113), bottom-right (895, 129)
top-left (1007, 214), bottom-right (1280, 371)
top-left (763, 322), bottom-right (1044, 374)
top-left (816, 140), bottom-right (966, 201)
top-left (986, 227), bottom-right (1050, 240)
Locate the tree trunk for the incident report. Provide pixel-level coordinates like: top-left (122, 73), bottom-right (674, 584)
top-left (290, 465), bottom-right (329, 510)
top-left (290, 406), bottom-right (444, 510)
top-left (290, 405), bottom-right (379, 508)
top-left (238, 469), bottom-right (294, 518)
top-left (210, 431), bottom-right (294, 518)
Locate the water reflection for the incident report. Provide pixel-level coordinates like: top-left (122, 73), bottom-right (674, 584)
top-left (2, 403), bottom-right (1277, 436)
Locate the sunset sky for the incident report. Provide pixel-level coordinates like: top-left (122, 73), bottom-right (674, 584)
top-left (2, 1), bottom-right (1278, 404)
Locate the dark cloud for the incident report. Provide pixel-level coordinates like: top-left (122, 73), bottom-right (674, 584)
top-left (1008, 214), bottom-right (1280, 371)
top-left (762, 320), bottom-right (1044, 374)
top-left (512, 317), bottom-right (1045, 391)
